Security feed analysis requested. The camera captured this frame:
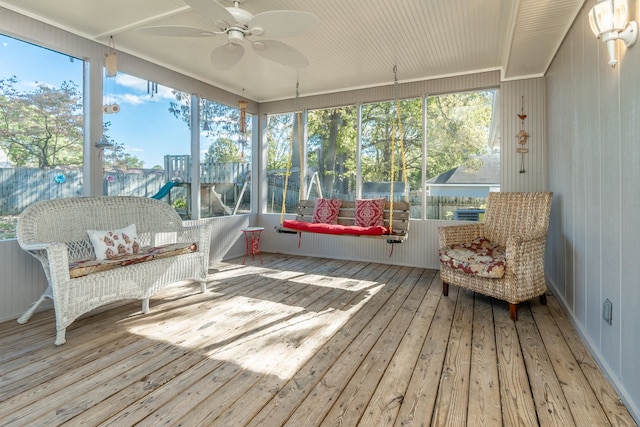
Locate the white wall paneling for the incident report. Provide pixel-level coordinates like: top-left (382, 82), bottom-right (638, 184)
top-left (546, 0), bottom-right (640, 421)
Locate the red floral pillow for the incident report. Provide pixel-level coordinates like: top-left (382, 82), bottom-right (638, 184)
top-left (355, 198), bottom-right (386, 227)
top-left (312, 198), bottom-right (343, 224)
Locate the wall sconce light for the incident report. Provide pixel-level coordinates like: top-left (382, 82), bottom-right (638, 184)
top-left (589, 0), bottom-right (637, 67)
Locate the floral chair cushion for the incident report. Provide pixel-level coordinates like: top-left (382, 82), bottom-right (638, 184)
top-left (438, 237), bottom-right (506, 278)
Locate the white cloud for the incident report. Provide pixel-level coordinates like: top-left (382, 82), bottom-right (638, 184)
top-left (113, 73), bottom-right (179, 102)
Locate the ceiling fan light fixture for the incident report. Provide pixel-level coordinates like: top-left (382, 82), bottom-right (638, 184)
top-left (228, 29), bottom-right (244, 44)
top-left (168, 0), bottom-right (317, 69)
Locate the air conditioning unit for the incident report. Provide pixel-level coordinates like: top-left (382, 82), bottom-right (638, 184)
top-left (454, 209), bottom-right (485, 221)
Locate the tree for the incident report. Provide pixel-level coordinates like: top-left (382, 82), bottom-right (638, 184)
top-left (0, 76), bottom-right (83, 167)
top-left (100, 121), bottom-right (145, 170)
top-left (266, 113), bottom-right (294, 173)
top-left (426, 91), bottom-right (496, 180)
top-left (360, 99), bottom-right (423, 191)
top-left (203, 137), bottom-right (243, 163)
top-left (307, 107), bottom-right (357, 196)
top-left (169, 93), bottom-right (251, 162)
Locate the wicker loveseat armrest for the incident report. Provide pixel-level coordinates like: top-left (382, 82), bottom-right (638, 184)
top-left (438, 223), bottom-right (486, 248)
top-left (177, 222), bottom-right (213, 247)
top-left (19, 242), bottom-right (71, 281)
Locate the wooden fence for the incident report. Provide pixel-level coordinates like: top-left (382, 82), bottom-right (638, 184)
top-left (0, 168), bottom-right (85, 215)
top-left (164, 156), bottom-right (249, 184)
top-left (266, 174), bottom-right (487, 220)
top-left (2, 167), bottom-right (487, 220)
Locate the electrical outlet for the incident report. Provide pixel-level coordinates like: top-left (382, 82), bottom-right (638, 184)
top-left (603, 299), bottom-right (613, 325)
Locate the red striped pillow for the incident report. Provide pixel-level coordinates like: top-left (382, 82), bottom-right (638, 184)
top-left (312, 198), bottom-right (343, 224)
top-left (355, 198), bottom-right (386, 227)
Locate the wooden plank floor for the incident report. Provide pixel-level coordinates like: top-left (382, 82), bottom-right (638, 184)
top-left (0, 253), bottom-right (636, 426)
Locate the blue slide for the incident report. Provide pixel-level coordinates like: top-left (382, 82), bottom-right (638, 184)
top-left (151, 181), bottom-right (179, 200)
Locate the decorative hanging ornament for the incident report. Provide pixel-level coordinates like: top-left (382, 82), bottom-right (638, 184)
top-left (103, 36), bottom-right (120, 114)
top-left (238, 92), bottom-right (247, 135)
top-left (105, 36), bottom-right (118, 77)
top-left (516, 96), bottom-right (529, 173)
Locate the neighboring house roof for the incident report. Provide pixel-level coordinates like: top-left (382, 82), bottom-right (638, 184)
top-left (427, 154), bottom-right (500, 185)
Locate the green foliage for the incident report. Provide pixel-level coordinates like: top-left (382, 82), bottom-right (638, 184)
top-left (204, 137), bottom-right (244, 163)
top-left (169, 94), bottom-right (251, 163)
top-left (268, 90), bottom-right (496, 198)
top-left (426, 90), bottom-right (496, 180)
top-left (172, 199), bottom-right (187, 209)
top-left (0, 76), bottom-right (84, 168)
top-left (266, 113), bottom-right (295, 173)
top-left (307, 107), bottom-right (357, 195)
top-left (361, 99), bottom-right (423, 190)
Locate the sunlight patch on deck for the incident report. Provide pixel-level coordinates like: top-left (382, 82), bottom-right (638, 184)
top-left (129, 284), bottom-right (383, 379)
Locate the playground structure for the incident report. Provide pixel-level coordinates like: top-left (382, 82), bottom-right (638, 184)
top-left (157, 155), bottom-right (250, 219)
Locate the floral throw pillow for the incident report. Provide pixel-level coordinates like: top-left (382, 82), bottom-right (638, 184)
top-left (355, 198), bottom-right (386, 227)
top-left (312, 198), bottom-right (343, 224)
top-left (87, 223), bottom-right (140, 260)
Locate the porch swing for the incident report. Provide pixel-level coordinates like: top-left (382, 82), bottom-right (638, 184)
top-left (275, 69), bottom-right (411, 251)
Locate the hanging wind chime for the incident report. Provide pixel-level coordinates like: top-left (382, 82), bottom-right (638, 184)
top-left (238, 89), bottom-right (248, 158)
top-left (103, 36), bottom-right (120, 114)
top-left (516, 95), bottom-right (529, 173)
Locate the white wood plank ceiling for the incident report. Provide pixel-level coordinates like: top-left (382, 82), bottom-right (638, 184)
top-left (0, 0), bottom-right (585, 101)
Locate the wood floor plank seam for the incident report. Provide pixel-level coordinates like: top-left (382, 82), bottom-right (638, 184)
top-left (0, 255), bottom-right (635, 427)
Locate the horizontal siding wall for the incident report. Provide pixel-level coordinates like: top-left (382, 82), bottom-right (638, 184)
top-left (546, 0), bottom-right (640, 422)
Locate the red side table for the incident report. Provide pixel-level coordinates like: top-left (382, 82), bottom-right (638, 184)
top-left (241, 226), bottom-right (264, 264)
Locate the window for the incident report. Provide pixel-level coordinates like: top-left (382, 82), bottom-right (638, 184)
top-left (425, 89), bottom-right (500, 220)
top-left (199, 98), bottom-right (252, 217)
top-left (307, 106), bottom-right (357, 200)
top-left (266, 112), bottom-right (297, 214)
top-left (103, 72), bottom-right (191, 216)
top-left (0, 34), bottom-right (83, 239)
top-left (361, 99), bottom-right (422, 217)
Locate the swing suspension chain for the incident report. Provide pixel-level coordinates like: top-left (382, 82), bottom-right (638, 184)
top-left (296, 82), bottom-right (305, 199)
top-left (280, 81), bottom-right (305, 225)
top-left (389, 66), bottom-right (398, 234)
top-left (389, 66), bottom-right (409, 236)
top-left (280, 124), bottom-right (294, 225)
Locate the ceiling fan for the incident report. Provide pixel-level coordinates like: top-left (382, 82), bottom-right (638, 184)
top-left (139, 0), bottom-right (319, 70)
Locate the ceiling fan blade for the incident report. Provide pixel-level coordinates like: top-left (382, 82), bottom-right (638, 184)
top-left (251, 40), bottom-right (309, 68)
top-left (211, 43), bottom-right (245, 70)
top-left (138, 26), bottom-right (215, 37)
top-left (250, 11), bottom-right (319, 39)
top-left (184, 0), bottom-right (235, 30)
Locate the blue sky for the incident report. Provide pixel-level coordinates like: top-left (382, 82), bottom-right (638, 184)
top-left (0, 34), bottom-right (191, 168)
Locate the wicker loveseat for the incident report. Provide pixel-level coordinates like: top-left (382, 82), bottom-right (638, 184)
top-left (438, 192), bottom-right (553, 320)
top-left (16, 196), bottom-right (213, 345)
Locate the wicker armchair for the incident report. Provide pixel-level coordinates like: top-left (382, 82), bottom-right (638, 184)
top-left (438, 192), bottom-right (553, 320)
